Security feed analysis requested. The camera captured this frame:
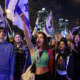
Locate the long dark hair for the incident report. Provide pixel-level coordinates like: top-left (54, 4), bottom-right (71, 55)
top-left (58, 39), bottom-right (70, 56)
top-left (73, 34), bottom-right (80, 44)
top-left (36, 32), bottom-right (49, 50)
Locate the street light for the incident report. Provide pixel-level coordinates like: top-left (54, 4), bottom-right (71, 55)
top-left (65, 19), bottom-right (68, 22)
top-left (59, 18), bottom-right (63, 21)
top-left (42, 8), bottom-right (45, 11)
top-left (38, 8), bottom-right (45, 14)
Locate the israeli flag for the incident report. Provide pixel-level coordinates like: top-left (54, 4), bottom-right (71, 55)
top-left (32, 15), bottom-right (39, 37)
top-left (0, 5), bottom-right (7, 35)
top-left (6, 0), bottom-right (30, 34)
top-left (72, 26), bottom-right (80, 33)
top-left (43, 12), bottom-right (53, 37)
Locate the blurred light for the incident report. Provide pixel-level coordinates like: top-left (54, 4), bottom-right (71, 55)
top-left (38, 11), bottom-right (41, 13)
top-left (64, 30), bottom-right (68, 34)
top-left (6, 9), bottom-right (10, 13)
top-left (42, 8), bottom-right (45, 11)
top-left (61, 30), bottom-right (68, 37)
top-left (38, 26), bottom-right (41, 28)
top-left (59, 18), bottom-right (63, 21)
top-left (40, 29), bottom-right (42, 31)
top-left (65, 19), bottom-right (68, 22)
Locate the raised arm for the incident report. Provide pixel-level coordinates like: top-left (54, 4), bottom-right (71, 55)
top-left (46, 10), bottom-right (52, 27)
top-left (68, 30), bottom-right (73, 40)
top-left (20, 13), bottom-right (35, 57)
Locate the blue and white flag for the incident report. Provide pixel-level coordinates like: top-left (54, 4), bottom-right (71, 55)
top-left (72, 26), bottom-right (80, 33)
top-left (0, 5), bottom-right (7, 35)
top-left (32, 15), bottom-right (39, 37)
top-left (6, 0), bottom-right (30, 34)
top-left (43, 12), bottom-right (53, 37)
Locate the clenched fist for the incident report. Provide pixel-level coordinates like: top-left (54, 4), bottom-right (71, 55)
top-left (20, 13), bottom-right (25, 20)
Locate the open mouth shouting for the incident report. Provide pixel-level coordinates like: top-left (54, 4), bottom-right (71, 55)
top-left (37, 40), bottom-right (42, 46)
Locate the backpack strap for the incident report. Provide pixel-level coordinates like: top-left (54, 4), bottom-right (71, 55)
top-left (30, 50), bottom-right (44, 73)
top-left (33, 50), bottom-right (44, 64)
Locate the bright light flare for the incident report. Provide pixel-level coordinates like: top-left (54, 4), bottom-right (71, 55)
top-left (42, 8), bottom-right (45, 11)
top-left (6, 9), bottom-right (10, 13)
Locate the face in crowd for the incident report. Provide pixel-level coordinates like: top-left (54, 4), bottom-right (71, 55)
top-left (14, 34), bottom-right (21, 43)
top-left (51, 40), bottom-right (55, 46)
top-left (67, 40), bottom-right (71, 48)
top-left (59, 41), bottom-right (66, 51)
top-left (36, 33), bottom-right (44, 47)
top-left (74, 35), bottom-right (80, 44)
top-left (56, 32), bottom-right (60, 38)
top-left (68, 35), bottom-right (72, 40)
top-left (0, 29), bottom-right (5, 39)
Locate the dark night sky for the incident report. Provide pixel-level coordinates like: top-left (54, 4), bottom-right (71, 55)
top-left (57, 0), bottom-right (80, 19)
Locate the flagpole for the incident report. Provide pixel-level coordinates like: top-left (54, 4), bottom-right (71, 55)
top-left (51, 16), bottom-right (55, 38)
top-left (6, 20), bottom-right (13, 37)
top-left (52, 16), bottom-right (54, 29)
top-left (5, 1), bottom-right (13, 37)
top-left (50, 11), bottom-right (54, 47)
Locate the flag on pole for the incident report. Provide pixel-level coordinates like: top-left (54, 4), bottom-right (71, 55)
top-left (7, 30), bottom-right (10, 38)
top-left (12, 30), bottom-right (15, 37)
top-left (5, 0), bottom-right (30, 34)
top-left (42, 12), bottom-right (53, 37)
top-left (72, 26), bottom-right (80, 33)
top-left (32, 15), bottom-right (39, 37)
top-left (0, 5), bottom-right (7, 35)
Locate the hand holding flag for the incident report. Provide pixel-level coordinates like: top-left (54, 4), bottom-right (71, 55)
top-left (6, 0), bottom-right (30, 35)
top-left (32, 14), bottom-right (39, 37)
top-left (45, 10), bottom-right (54, 37)
top-left (69, 30), bottom-right (73, 40)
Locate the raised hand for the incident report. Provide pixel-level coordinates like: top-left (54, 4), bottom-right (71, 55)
top-left (69, 30), bottom-right (73, 40)
top-left (69, 30), bottom-right (72, 35)
top-left (20, 13), bottom-right (25, 20)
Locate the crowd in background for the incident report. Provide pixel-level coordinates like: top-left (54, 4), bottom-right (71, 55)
top-left (0, 13), bottom-right (80, 80)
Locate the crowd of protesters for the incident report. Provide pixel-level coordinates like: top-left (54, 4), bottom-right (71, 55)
top-left (0, 12), bottom-right (80, 80)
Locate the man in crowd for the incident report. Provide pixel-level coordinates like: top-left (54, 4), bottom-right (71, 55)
top-left (0, 27), bottom-right (14, 80)
top-left (14, 32), bottom-right (31, 80)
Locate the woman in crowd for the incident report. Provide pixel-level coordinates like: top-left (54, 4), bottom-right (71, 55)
top-left (20, 13), bottom-right (53, 80)
top-left (55, 39), bottom-right (70, 80)
top-left (67, 34), bottom-right (80, 80)
top-left (67, 40), bottom-right (72, 53)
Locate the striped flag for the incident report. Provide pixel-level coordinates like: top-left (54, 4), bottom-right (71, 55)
top-left (43, 12), bottom-right (53, 37)
top-left (72, 26), bottom-right (80, 33)
top-left (0, 5), bottom-right (7, 35)
top-left (5, 0), bottom-right (30, 34)
top-left (32, 15), bottom-right (39, 37)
